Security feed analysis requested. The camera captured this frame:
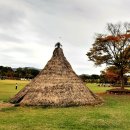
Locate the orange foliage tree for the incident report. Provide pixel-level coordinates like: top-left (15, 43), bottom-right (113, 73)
top-left (87, 23), bottom-right (130, 89)
top-left (101, 66), bottom-right (128, 84)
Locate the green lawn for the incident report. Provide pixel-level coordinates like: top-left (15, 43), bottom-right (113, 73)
top-left (0, 80), bottom-right (29, 102)
top-left (87, 83), bottom-right (113, 93)
top-left (0, 80), bottom-right (130, 130)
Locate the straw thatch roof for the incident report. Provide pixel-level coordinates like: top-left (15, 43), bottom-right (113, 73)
top-left (10, 43), bottom-right (103, 107)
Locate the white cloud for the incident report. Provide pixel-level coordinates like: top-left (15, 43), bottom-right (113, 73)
top-left (0, 0), bottom-right (130, 74)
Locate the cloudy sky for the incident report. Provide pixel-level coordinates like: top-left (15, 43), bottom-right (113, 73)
top-left (0, 0), bottom-right (130, 75)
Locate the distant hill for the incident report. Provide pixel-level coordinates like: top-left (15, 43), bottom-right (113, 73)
top-left (0, 66), bottom-right (41, 79)
top-left (12, 67), bottom-right (41, 71)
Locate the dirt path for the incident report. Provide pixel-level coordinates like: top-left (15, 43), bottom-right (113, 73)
top-left (0, 102), bottom-right (14, 109)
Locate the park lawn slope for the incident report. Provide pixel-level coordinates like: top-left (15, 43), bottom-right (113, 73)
top-left (0, 95), bottom-right (130, 130)
top-left (0, 80), bottom-right (29, 102)
top-left (0, 80), bottom-right (130, 130)
top-left (87, 83), bottom-right (113, 93)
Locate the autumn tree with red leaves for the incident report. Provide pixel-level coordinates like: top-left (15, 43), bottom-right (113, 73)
top-left (87, 23), bottom-right (130, 89)
top-left (101, 66), bottom-right (128, 84)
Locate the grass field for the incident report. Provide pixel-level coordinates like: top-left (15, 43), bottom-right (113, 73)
top-left (0, 80), bottom-right (130, 130)
top-left (0, 80), bottom-right (29, 102)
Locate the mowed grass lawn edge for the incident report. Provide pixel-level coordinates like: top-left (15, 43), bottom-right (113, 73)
top-left (0, 80), bottom-right (130, 130)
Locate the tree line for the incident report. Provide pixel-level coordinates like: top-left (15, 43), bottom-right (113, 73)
top-left (0, 66), bottom-right (40, 80)
top-left (79, 70), bottom-right (130, 85)
top-left (79, 74), bottom-right (100, 83)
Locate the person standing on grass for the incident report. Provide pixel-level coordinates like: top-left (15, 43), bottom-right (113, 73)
top-left (15, 83), bottom-right (18, 90)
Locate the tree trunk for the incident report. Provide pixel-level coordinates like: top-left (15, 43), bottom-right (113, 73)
top-left (120, 68), bottom-right (124, 90)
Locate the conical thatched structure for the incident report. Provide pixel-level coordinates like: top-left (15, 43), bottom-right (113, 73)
top-left (10, 43), bottom-right (103, 107)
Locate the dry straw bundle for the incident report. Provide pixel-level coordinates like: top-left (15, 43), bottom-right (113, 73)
top-left (10, 43), bottom-right (103, 107)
